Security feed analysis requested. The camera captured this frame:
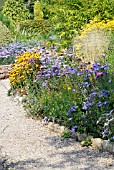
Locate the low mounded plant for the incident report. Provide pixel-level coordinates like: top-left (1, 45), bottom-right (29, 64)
top-left (9, 51), bottom-right (41, 88)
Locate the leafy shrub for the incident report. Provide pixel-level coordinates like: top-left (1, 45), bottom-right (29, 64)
top-left (37, 0), bottom-right (114, 47)
top-left (19, 19), bottom-right (51, 35)
top-left (2, 0), bottom-right (30, 24)
top-left (0, 21), bottom-right (12, 47)
top-left (74, 19), bottom-right (114, 63)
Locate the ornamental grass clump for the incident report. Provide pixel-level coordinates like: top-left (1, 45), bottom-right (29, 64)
top-left (74, 19), bottom-right (114, 63)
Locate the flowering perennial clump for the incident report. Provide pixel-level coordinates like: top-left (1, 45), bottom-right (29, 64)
top-left (9, 51), bottom-right (41, 87)
top-left (9, 44), bottom-right (114, 142)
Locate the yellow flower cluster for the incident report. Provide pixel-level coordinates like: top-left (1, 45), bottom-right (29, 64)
top-left (80, 19), bottom-right (114, 38)
top-left (9, 51), bottom-right (41, 87)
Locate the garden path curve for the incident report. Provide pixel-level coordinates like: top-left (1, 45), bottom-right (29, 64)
top-left (0, 79), bottom-right (114, 170)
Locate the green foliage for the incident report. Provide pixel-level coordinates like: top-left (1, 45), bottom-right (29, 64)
top-left (0, 21), bottom-right (12, 46)
top-left (39, 0), bottom-right (114, 47)
top-left (81, 139), bottom-right (92, 147)
top-left (19, 19), bottom-right (51, 35)
top-left (61, 132), bottom-right (71, 138)
top-left (0, 0), bottom-right (5, 11)
top-left (0, 12), bottom-right (14, 31)
top-left (34, 1), bottom-right (43, 20)
top-left (2, 0), bottom-right (30, 24)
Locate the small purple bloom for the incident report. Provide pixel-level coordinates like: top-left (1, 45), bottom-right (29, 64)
top-left (71, 106), bottom-right (78, 112)
top-left (92, 62), bottom-right (100, 72)
top-left (82, 115), bottom-right (86, 119)
top-left (71, 126), bottom-right (78, 132)
top-left (96, 72), bottom-right (104, 78)
top-left (82, 102), bottom-right (88, 110)
top-left (72, 89), bottom-right (76, 92)
top-left (83, 82), bottom-right (90, 88)
top-left (68, 118), bottom-right (72, 121)
top-left (97, 101), bottom-right (102, 107)
top-left (103, 101), bottom-right (108, 105)
top-left (102, 53), bottom-right (106, 57)
top-left (28, 58), bottom-right (35, 63)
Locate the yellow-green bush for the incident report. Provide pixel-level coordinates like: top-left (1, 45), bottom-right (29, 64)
top-left (9, 51), bottom-right (41, 88)
top-left (34, 1), bottom-right (43, 20)
top-left (74, 19), bottom-right (114, 63)
top-left (3, 0), bottom-right (30, 24)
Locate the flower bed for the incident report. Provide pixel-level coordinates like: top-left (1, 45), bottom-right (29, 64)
top-left (9, 44), bottom-right (114, 143)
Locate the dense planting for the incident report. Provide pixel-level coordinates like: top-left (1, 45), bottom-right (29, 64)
top-left (8, 45), bottom-right (114, 141)
top-left (0, 0), bottom-right (114, 143)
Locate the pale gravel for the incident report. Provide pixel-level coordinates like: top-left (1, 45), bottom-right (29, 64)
top-left (0, 79), bottom-right (114, 170)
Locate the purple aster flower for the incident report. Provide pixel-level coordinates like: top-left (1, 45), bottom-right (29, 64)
top-left (28, 58), bottom-right (35, 63)
top-left (82, 115), bottom-right (86, 119)
top-left (68, 118), bottom-right (72, 121)
top-left (82, 102), bottom-right (88, 110)
top-left (96, 72), bottom-right (104, 78)
top-left (72, 89), bottom-right (76, 92)
top-left (103, 101), bottom-right (108, 105)
top-left (67, 106), bottom-right (78, 115)
top-left (102, 53), bottom-right (106, 57)
top-left (71, 126), bottom-right (78, 132)
top-left (82, 89), bottom-right (87, 94)
top-left (97, 101), bottom-right (102, 107)
top-left (83, 82), bottom-right (90, 88)
top-left (92, 62), bottom-right (101, 72)
top-left (71, 106), bottom-right (78, 112)
top-left (100, 90), bottom-right (109, 97)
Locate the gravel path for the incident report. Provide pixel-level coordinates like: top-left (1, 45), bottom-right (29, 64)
top-left (0, 79), bottom-right (114, 170)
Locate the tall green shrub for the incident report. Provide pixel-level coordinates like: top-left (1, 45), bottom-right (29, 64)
top-left (34, 1), bottom-right (43, 20)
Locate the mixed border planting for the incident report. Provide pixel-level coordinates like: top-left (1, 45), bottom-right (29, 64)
top-left (0, 0), bottom-right (114, 144)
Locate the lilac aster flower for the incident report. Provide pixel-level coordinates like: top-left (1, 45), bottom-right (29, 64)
top-left (82, 115), bottom-right (86, 119)
top-left (71, 126), bottom-right (78, 132)
top-left (72, 89), bottom-right (76, 92)
top-left (82, 102), bottom-right (88, 110)
top-left (102, 53), bottom-right (106, 57)
top-left (68, 118), bottom-right (72, 121)
top-left (97, 101), bottom-right (102, 107)
top-left (96, 72), bottom-right (104, 78)
top-left (28, 58), bottom-right (35, 63)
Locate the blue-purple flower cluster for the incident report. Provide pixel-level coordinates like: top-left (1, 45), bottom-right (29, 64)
top-left (0, 40), bottom-right (39, 63)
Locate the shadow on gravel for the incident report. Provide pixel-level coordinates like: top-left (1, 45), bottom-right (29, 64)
top-left (0, 136), bottom-right (113, 170)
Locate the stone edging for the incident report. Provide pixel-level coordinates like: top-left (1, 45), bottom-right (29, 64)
top-left (0, 65), bottom-right (11, 80)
